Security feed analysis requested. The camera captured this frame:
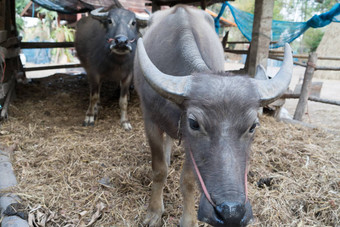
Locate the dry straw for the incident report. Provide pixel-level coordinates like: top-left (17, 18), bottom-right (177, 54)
top-left (0, 74), bottom-right (339, 226)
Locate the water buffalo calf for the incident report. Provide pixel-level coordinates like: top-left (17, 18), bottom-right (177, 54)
top-left (75, 7), bottom-right (139, 130)
top-left (134, 5), bottom-right (293, 227)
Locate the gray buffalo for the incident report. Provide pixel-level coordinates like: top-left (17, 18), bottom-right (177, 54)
top-left (134, 5), bottom-right (293, 227)
top-left (75, 7), bottom-right (142, 129)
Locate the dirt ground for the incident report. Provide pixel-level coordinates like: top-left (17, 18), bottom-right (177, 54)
top-left (0, 65), bottom-right (339, 226)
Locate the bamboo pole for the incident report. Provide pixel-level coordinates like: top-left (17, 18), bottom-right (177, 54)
top-left (293, 52), bottom-right (318, 121)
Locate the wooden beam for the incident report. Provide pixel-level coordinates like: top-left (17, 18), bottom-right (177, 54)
top-left (23, 63), bottom-right (82, 72)
top-left (282, 93), bottom-right (340, 106)
top-left (226, 47), bottom-right (340, 61)
top-left (315, 66), bottom-right (340, 71)
top-left (224, 49), bottom-right (248, 55)
top-left (20, 42), bottom-right (74, 49)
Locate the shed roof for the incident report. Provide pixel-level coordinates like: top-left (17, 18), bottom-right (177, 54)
top-left (31, 0), bottom-right (234, 14)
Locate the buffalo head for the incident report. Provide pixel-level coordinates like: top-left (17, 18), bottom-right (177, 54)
top-left (90, 7), bottom-right (147, 56)
top-left (136, 38), bottom-right (293, 226)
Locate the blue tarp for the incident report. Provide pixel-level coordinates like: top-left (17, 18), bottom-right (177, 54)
top-left (31, 0), bottom-right (94, 14)
top-left (226, 2), bottom-right (340, 48)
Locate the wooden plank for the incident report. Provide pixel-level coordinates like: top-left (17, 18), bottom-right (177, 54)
top-left (224, 49), bottom-right (248, 55)
top-left (268, 56), bottom-right (307, 67)
top-left (293, 52), bottom-right (318, 121)
top-left (23, 63), bottom-right (82, 72)
top-left (315, 66), bottom-right (340, 71)
top-left (20, 42), bottom-right (74, 49)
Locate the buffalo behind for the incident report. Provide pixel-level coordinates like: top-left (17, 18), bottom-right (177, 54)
top-left (75, 7), bottom-right (139, 130)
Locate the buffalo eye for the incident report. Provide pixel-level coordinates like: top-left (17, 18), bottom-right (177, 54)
top-left (131, 20), bottom-right (136, 26)
top-left (249, 123), bottom-right (257, 133)
top-left (107, 19), bottom-right (113, 24)
top-left (189, 117), bottom-right (200, 131)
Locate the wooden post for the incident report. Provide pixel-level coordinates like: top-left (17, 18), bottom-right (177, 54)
top-left (222, 31), bottom-right (229, 48)
top-left (247, 0), bottom-right (274, 77)
top-left (293, 52), bottom-right (318, 121)
top-left (200, 0), bottom-right (207, 10)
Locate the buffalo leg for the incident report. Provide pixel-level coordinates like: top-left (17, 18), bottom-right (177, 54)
top-left (84, 79), bottom-right (101, 126)
top-left (119, 75), bottom-right (132, 130)
top-left (180, 158), bottom-right (198, 227)
top-left (143, 121), bottom-right (168, 227)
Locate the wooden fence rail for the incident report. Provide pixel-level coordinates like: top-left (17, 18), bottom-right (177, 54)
top-left (20, 42), bottom-right (74, 49)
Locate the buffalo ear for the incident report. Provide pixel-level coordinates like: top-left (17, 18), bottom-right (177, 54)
top-left (254, 65), bottom-right (269, 80)
top-left (136, 14), bottom-right (149, 29)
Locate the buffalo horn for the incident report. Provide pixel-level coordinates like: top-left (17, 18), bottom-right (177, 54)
top-left (91, 7), bottom-right (109, 20)
top-left (254, 43), bottom-right (293, 106)
top-left (137, 38), bottom-right (193, 105)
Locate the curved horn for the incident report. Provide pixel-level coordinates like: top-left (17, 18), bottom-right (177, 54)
top-left (91, 7), bottom-right (109, 20)
top-left (136, 38), bottom-right (193, 104)
top-left (254, 43), bottom-right (293, 106)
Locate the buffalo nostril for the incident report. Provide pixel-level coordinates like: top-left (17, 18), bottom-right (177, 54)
top-left (215, 201), bottom-right (246, 224)
top-left (114, 35), bottom-right (128, 46)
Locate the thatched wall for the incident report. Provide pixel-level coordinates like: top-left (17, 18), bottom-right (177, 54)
top-left (314, 23), bottom-right (340, 79)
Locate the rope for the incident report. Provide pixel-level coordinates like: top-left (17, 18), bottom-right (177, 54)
top-left (189, 147), bottom-right (216, 207)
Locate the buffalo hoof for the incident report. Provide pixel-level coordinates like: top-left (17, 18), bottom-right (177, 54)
top-left (83, 115), bottom-right (95, 126)
top-left (143, 210), bottom-right (163, 227)
top-left (121, 121), bottom-right (132, 131)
